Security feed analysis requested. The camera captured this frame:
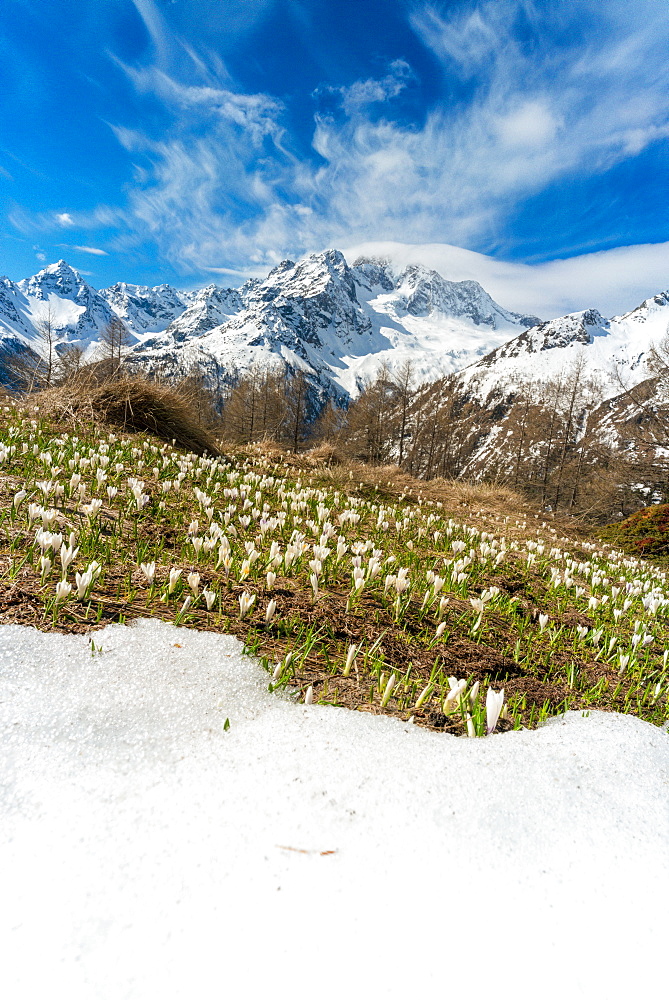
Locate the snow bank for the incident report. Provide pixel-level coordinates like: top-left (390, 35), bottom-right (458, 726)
top-left (1, 619), bottom-right (667, 999)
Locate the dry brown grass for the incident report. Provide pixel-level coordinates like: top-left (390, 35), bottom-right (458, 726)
top-left (304, 441), bottom-right (344, 466)
top-left (221, 441), bottom-right (542, 538)
top-left (31, 370), bottom-right (221, 456)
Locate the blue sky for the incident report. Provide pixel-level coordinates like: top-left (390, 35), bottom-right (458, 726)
top-left (1, 0), bottom-right (668, 305)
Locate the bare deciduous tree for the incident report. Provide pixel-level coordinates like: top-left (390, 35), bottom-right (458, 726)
top-left (98, 317), bottom-right (131, 378)
top-left (34, 306), bottom-right (58, 388)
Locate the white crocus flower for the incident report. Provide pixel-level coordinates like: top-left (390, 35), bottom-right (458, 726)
top-left (380, 673), bottom-right (397, 708)
top-left (140, 562), bottom-right (156, 585)
top-left (265, 599), bottom-right (277, 623)
top-left (238, 591), bottom-right (256, 619)
top-left (55, 580), bottom-right (72, 603)
top-left (443, 679), bottom-right (467, 713)
top-left (36, 529), bottom-right (53, 552)
top-left (75, 570), bottom-right (92, 599)
top-left (59, 544), bottom-right (78, 573)
top-left (168, 568), bottom-right (182, 594)
top-left (83, 498), bottom-right (103, 519)
top-left (486, 687), bottom-right (505, 734)
top-left (343, 644), bottom-right (356, 677)
top-left (203, 588), bottom-right (216, 610)
top-left (187, 572), bottom-right (200, 596)
top-left (304, 686), bottom-right (314, 705)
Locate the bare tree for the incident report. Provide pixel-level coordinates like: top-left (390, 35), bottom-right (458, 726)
top-left (285, 370), bottom-right (310, 453)
top-left (311, 399), bottom-right (347, 445)
top-left (98, 317), bottom-right (131, 378)
top-left (55, 344), bottom-right (85, 384)
top-left (342, 364), bottom-right (396, 465)
top-left (34, 306), bottom-right (58, 388)
top-left (390, 359), bottom-right (416, 466)
top-left (220, 362), bottom-right (288, 444)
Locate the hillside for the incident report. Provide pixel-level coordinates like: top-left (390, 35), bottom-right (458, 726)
top-left (0, 388), bottom-right (667, 736)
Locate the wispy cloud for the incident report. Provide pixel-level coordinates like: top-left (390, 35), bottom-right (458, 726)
top-left (10, 204), bottom-right (125, 235)
top-left (72, 245), bottom-right (108, 256)
top-left (108, 0), bottom-right (668, 272)
top-left (10, 0), bottom-right (669, 283)
top-left (319, 60), bottom-right (415, 115)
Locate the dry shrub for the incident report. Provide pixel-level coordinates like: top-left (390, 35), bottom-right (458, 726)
top-left (34, 370), bottom-right (220, 456)
top-left (305, 442), bottom-right (344, 467)
top-left (89, 376), bottom-right (220, 456)
top-left (427, 478), bottom-right (529, 513)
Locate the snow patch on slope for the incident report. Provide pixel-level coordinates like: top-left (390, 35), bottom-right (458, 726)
top-left (1, 618), bottom-right (667, 999)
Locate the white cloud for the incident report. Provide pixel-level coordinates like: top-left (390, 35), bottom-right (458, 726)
top-left (55, 212), bottom-right (75, 227)
top-left (94, 0), bottom-right (669, 280)
top-left (72, 246), bottom-right (108, 256)
top-left (324, 60), bottom-right (414, 115)
top-left (409, 5), bottom-right (500, 76)
top-left (495, 101), bottom-right (560, 149)
top-left (341, 238), bottom-right (669, 318)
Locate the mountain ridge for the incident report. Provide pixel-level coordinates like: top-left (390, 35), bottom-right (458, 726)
top-left (0, 251), bottom-right (667, 418)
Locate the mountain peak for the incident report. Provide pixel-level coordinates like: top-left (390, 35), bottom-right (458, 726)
top-left (40, 259), bottom-right (83, 280)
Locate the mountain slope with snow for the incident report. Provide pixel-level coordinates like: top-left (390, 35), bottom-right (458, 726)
top-left (0, 252), bottom-right (537, 397)
top-left (121, 250), bottom-right (540, 400)
top-left (459, 292), bottom-right (669, 401)
top-left (15, 260), bottom-right (117, 345)
top-left (99, 281), bottom-right (192, 335)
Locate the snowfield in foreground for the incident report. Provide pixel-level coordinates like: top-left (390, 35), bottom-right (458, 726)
top-left (1, 618), bottom-right (668, 999)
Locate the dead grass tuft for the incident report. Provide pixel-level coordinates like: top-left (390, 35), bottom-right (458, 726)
top-left (33, 370), bottom-right (221, 456)
top-left (305, 442), bottom-right (344, 467)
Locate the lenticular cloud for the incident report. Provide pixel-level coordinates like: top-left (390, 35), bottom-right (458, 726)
top-left (1, 618), bottom-right (668, 998)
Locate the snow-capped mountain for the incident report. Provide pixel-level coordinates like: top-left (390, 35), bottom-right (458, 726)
top-left (15, 260), bottom-right (117, 344)
top-left (459, 293), bottom-right (669, 402)
top-left (1, 250), bottom-right (667, 422)
top-left (122, 250), bottom-right (541, 401)
top-left (99, 282), bottom-right (192, 335)
top-left (0, 249), bottom-right (542, 403)
top-left (162, 285), bottom-right (244, 343)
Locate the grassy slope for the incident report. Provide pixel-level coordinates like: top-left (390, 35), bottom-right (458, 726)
top-left (1, 398), bottom-right (668, 737)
